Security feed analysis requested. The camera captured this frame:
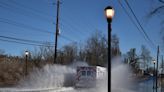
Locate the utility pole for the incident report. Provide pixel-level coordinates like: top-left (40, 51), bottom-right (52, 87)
top-left (161, 56), bottom-right (163, 75)
top-left (161, 55), bottom-right (163, 92)
top-left (156, 45), bottom-right (159, 92)
top-left (54, 0), bottom-right (60, 64)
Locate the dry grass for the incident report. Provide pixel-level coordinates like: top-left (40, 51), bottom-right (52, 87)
top-left (0, 58), bottom-right (25, 86)
top-left (0, 58), bottom-right (45, 87)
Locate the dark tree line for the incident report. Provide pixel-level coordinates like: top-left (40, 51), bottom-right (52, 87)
top-left (15, 32), bottom-right (120, 67)
top-left (0, 32), bottom-right (121, 67)
top-left (123, 45), bottom-right (153, 75)
top-left (56, 32), bottom-right (120, 66)
top-left (0, 32), bottom-right (121, 86)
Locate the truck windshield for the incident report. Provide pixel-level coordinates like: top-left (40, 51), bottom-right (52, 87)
top-left (87, 71), bottom-right (91, 76)
top-left (81, 71), bottom-right (86, 76)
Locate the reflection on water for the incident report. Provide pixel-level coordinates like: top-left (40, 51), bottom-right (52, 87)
top-left (138, 77), bottom-right (160, 92)
top-left (111, 59), bottom-right (163, 92)
top-left (130, 77), bottom-right (162, 92)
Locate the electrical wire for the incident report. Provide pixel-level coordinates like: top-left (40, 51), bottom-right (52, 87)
top-left (0, 0), bottom-right (53, 22)
top-left (0, 0), bottom-right (88, 47)
top-left (124, 0), bottom-right (156, 48)
top-left (0, 35), bottom-right (54, 45)
top-left (0, 18), bottom-right (54, 34)
top-left (8, 0), bottom-right (54, 18)
top-left (0, 18), bottom-right (75, 42)
top-left (0, 0), bottom-right (87, 43)
top-left (0, 38), bottom-right (54, 47)
top-left (118, 0), bottom-right (155, 49)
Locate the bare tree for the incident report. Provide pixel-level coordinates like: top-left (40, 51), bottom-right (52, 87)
top-left (149, 0), bottom-right (164, 17)
top-left (59, 43), bottom-right (78, 64)
top-left (140, 45), bottom-right (152, 72)
top-left (126, 48), bottom-right (140, 74)
top-left (0, 49), bottom-right (6, 61)
top-left (0, 49), bottom-right (5, 55)
top-left (30, 43), bottom-right (54, 67)
top-left (84, 32), bottom-right (108, 66)
top-left (148, 0), bottom-right (164, 45)
top-left (111, 34), bottom-right (121, 57)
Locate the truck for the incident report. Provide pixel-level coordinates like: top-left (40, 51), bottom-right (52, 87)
top-left (75, 66), bottom-right (107, 88)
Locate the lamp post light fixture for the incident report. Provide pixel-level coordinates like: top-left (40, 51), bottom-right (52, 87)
top-left (25, 51), bottom-right (29, 76)
top-left (153, 60), bottom-right (156, 89)
top-left (104, 6), bottom-right (115, 92)
top-left (105, 6), bottom-right (115, 23)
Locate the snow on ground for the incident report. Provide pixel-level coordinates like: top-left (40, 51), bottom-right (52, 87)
top-left (0, 87), bottom-right (74, 92)
top-left (0, 61), bottom-right (107, 92)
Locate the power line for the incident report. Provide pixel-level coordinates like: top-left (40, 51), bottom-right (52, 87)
top-left (0, 18), bottom-right (54, 34)
top-left (59, 23), bottom-right (84, 39)
top-left (117, 0), bottom-right (155, 49)
top-left (0, 1), bottom-right (81, 45)
top-left (0, 1), bottom-right (53, 23)
top-left (62, 18), bottom-right (90, 34)
top-left (124, 0), bottom-right (156, 48)
top-left (0, 18), bottom-right (75, 42)
top-left (2, 0), bottom-right (78, 42)
top-left (59, 35), bottom-right (76, 42)
top-left (61, 19), bottom-right (88, 36)
top-left (0, 17), bottom-right (78, 41)
top-left (8, 0), bottom-right (54, 18)
top-left (0, 35), bottom-right (54, 45)
top-left (60, 6), bottom-right (98, 34)
top-left (0, 38), bottom-right (54, 47)
top-left (1, 0), bottom-right (90, 42)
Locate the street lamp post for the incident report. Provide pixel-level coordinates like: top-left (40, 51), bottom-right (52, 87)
top-left (25, 51), bottom-right (29, 76)
top-left (104, 6), bottom-right (115, 92)
top-left (153, 60), bottom-right (156, 89)
top-left (155, 46), bottom-right (159, 92)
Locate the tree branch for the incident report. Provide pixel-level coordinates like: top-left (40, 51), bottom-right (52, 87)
top-left (150, 5), bottom-right (164, 15)
top-left (159, 0), bottom-right (164, 3)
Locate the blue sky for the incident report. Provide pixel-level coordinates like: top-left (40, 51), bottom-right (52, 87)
top-left (110, 0), bottom-right (163, 58)
top-left (0, 0), bottom-right (163, 59)
top-left (0, 0), bottom-right (109, 56)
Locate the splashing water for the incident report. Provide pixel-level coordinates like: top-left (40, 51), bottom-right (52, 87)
top-left (17, 61), bottom-right (88, 89)
top-left (112, 63), bottom-right (136, 92)
top-left (17, 64), bottom-right (74, 88)
top-left (0, 57), bottom-right (155, 92)
top-left (111, 57), bottom-right (136, 92)
top-left (15, 61), bottom-right (108, 92)
top-left (5, 58), bottom-right (142, 92)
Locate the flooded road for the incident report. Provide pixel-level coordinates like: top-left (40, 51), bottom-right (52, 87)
top-left (129, 76), bottom-right (162, 92)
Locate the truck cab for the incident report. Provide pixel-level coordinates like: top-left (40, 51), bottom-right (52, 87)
top-left (75, 66), bottom-right (107, 88)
